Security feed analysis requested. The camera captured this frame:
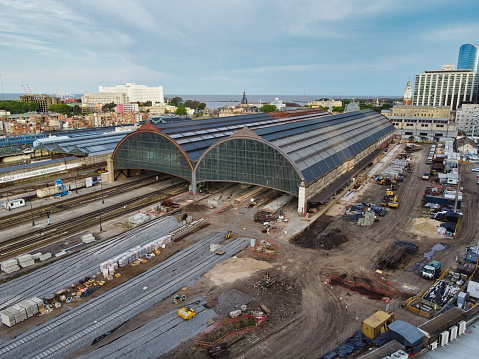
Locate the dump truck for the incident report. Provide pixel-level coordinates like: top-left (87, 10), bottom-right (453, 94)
top-left (422, 260), bottom-right (441, 280)
top-left (177, 306), bottom-right (196, 320)
top-left (361, 311), bottom-right (396, 340)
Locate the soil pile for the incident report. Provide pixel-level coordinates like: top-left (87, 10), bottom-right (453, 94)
top-left (410, 218), bottom-right (441, 237)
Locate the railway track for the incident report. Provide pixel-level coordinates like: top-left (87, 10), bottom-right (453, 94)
top-left (0, 216), bottom-right (181, 310)
top-left (0, 235), bottom-right (249, 359)
top-left (0, 175), bottom-right (168, 229)
top-left (0, 182), bottom-right (188, 260)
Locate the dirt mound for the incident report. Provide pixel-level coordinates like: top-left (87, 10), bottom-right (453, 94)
top-left (183, 203), bottom-right (210, 213)
top-left (410, 218), bottom-right (441, 237)
top-left (293, 227), bottom-right (348, 250)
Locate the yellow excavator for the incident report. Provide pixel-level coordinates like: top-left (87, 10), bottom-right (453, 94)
top-left (388, 195), bottom-right (399, 208)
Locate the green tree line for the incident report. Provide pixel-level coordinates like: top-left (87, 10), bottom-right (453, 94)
top-left (0, 100), bottom-right (38, 114)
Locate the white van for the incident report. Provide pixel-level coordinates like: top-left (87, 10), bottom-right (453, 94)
top-left (2, 198), bottom-right (26, 210)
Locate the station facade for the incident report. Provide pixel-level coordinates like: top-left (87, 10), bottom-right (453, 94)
top-left (109, 110), bottom-right (395, 212)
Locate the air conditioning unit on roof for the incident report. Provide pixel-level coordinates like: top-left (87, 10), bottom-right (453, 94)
top-left (458, 320), bottom-right (466, 335)
top-left (449, 325), bottom-right (458, 341)
top-left (439, 330), bottom-right (449, 346)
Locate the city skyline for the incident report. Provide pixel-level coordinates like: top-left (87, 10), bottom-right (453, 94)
top-left (1, 0), bottom-right (478, 96)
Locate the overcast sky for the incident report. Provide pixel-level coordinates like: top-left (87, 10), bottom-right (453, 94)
top-left (1, 0), bottom-right (478, 97)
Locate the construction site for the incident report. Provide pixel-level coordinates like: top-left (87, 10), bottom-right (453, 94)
top-left (0, 111), bottom-right (478, 359)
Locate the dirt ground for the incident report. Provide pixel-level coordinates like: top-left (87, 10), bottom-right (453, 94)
top-left (5, 142), bottom-right (479, 359)
top-left (158, 143), bottom-right (479, 359)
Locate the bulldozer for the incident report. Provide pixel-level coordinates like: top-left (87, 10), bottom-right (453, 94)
top-left (177, 306), bottom-right (196, 320)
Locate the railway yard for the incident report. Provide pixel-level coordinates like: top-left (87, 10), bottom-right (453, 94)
top-left (1, 141), bottom-right (479, 358)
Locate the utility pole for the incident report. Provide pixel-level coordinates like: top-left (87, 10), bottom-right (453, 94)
top-left (30, 200), bottom-right (35, 226)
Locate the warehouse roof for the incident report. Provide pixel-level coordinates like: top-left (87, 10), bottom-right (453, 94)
top-left (34, 131), bottom-right (132, 156)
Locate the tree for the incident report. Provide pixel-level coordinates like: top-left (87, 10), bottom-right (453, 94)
top-left (176, 105), bottom-right (187, 116)
top-left (169, 97), bottom-right (183, 107)
top-left (102, 102), bottom-right (117, 112)
top-left (0, 100), bottom-right (38, 114)
top-left (47, 104), bottom-right (71, 115)
top-left (261, 104), bottom-right (277, 113)
top-left (332, 106), bottom-right (345, 113)
top-left (73, 105), bottom-right (82, 115)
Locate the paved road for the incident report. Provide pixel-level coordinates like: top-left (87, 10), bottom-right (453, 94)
top-left (0, 235), bottom-right (249, 359)
top-left (78, 298), bottom-right (216, 359)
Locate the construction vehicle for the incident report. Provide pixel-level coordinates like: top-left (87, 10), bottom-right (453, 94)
top-left (154, 247), bottom-right (161, 256)
top-left (388, 195), bottom-right (399, 208)
top-left (55, 179), bottom-right (68, 196)
top-left (386, 189), bottom-right (394, 197)
top-left (98, 167), bottom-right (108, 173)
top-left (361, 311), bottom-right (396, 340)
top-left (173, 295), bottom-right (186, 304)
top-left (177, 306), bottom-right (196, 320)
top-left (225, 231), bottom-right (232, 239)
top-left (422, 260), bottom-right (441, 279)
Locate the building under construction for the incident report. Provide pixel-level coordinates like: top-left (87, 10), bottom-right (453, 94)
top-left (108, 109), bottom-right (395, 212)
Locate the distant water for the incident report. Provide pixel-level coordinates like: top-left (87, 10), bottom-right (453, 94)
top-left (172, 94), bottom-right (402, 109)
top-left (1, 93), bottom-right (401, 109)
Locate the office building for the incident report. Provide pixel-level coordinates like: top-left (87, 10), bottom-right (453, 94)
top-left (413, 65), bottom-right (479, 110)
top-left (19, 94), bottom-right (61, 113)
top-left (457, 44), bottom-right (479, 73)
top-left (81, 92), bottom-right (129, 105)
top-left (99, 83), bottom-right (164, 104)
top-left (455, 103), bottom-right (479, 137)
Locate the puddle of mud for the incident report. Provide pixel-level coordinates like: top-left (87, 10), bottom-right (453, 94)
top-left (411, 243), bottom-right (450, 274)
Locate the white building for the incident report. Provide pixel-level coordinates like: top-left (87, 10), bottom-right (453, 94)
top-left (99, 83), bottom-right (164, 104)
top-left (455, 103), bottom-right (479, 137)
top-left (270, 98), bottom-right (286, 110)
top-left (308, 99), bottom-right (342, 108)
top-left (413, 65), bottom-right (479, 110)
top-left (81, 92), bottom-right (129, 105)
top-left (457, 137), bottom-right (478, 155)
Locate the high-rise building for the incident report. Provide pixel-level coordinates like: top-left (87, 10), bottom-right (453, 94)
top-left (455, 103), bottom-right (479, 137)
top-left (457, 44), bottom-right (479, 73)
top-left (403, 81), bottom-right (412, 105)
top-left (99, 83), bottom-right (164, 104)
top-left (413, 65), bottom-right (479, 110)
top-left (19, 94), bottom-right (61, 112)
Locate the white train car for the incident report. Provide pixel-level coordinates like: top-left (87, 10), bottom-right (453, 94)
top-left (2, 198), bottom-right (26, 210)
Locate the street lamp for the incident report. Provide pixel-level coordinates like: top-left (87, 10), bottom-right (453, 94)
top-left (29, 199), bottom-right (35, 226)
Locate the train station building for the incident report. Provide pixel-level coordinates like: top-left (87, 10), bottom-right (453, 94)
top-left (109, 109), bottom-right (395, 213)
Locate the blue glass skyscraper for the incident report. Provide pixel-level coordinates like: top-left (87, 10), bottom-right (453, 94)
top-left (457, 44), bottom-right (479, 73)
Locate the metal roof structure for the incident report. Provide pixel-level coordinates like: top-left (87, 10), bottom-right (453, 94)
top-left (34, 132), bottom-right (132, 156)
top-left (113, 109), bottom-right (394, 195)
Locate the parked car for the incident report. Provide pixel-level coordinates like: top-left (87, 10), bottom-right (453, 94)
top-left (472, 168), bottom-right (479, 172)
